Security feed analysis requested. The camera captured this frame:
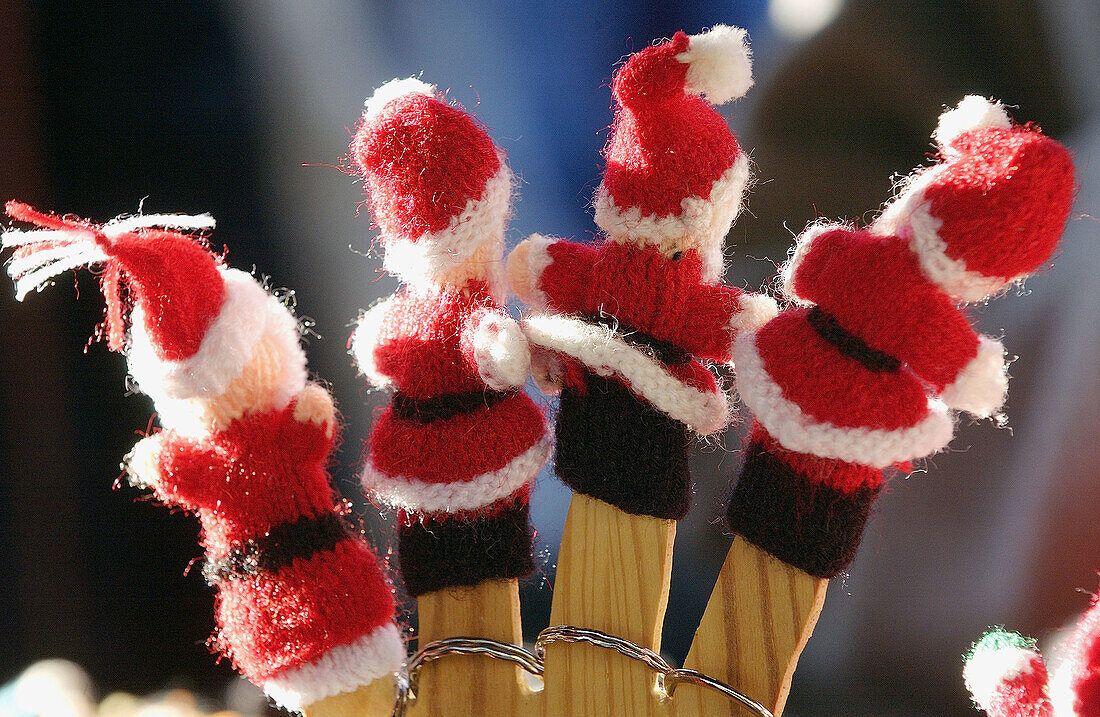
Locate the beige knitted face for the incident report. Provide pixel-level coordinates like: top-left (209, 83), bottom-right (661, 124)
top-left (613, 232), bottom-right (700, 259)
top-left (153, 330), bottom-right (302, 433)
top-left (432, 235), bottom-right (505, 296)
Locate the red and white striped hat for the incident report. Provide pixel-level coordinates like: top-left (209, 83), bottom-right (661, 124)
top-left (2, 202), bottom-right (305, 407)
top-left (349, 78), bottom-right (512, 286)
top-left (593, 25), bottom-right (754, 281)
top-left (874, 96), bottom-right (1076, 302)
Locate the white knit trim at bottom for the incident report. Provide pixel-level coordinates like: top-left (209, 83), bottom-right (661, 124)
top-left (521, 313), bottom-right (730, 435)
top-left (734, 330), bottom-right (954, 467)
top-left (363, 437), bottom-right (550, 514)
top-left (262, 623), bottom-right (404, 712)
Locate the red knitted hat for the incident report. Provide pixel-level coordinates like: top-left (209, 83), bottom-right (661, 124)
top-left (593, 25), bottom-right (753, 280)
top-left (349, 78), bottom-right (512, 285)
top-left (874, 96), bottom-right (1076, 301)
top-left (3, 202), bottom-right (304, 404)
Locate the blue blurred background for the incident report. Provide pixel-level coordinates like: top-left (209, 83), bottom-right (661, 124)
top-left (1, 1), bottom-right (1097, 714)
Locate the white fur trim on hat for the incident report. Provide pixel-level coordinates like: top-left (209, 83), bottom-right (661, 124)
top-left (933, 95), bottom-right (1011, 151)
top-left (261, 623), bottom-right (404, 711)
top-left (872, 167), bottom-right (1011, 301)
top-left (381, 164), bottom-right (512, 288)
top-left (734, 330), bottom-right (954, 466)
top-left (522, 313), bottom-right (731, 434)
top-left (471, 313), bottom-right (531, 391)
top-left (363, 77), bottom-right (436, 120)
top-left (594, 153), bottom-right (750, 283)
top-left (677, 25), bottom-right (753, 105)
top-left (127, 268), bottom-right (306, 405)
top-left (940, 335), bottom-right (1008, 417)
top-left (963, 643), bottom-right (1042, 711)
top-left (363, 438), bottom-right (549, 514)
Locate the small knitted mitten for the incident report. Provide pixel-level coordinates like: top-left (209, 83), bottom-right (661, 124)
top-left (507, 26), bottom-right (776, 520)
top-left (730, 97), bottom-right (1075, 577)
top-left (966, 586), bottom-right (1100, 716)
top-left (2, 203), bottom-right (404, 711)
top-left (348, 79), bottom-right (550, 596)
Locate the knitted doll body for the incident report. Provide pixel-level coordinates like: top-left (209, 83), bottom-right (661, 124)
top-left (728, 97), bottom-right (1075, 578)
top-left (354, 281), bottom-right (548, 595)
top-left (130, 386), bottom-right (401, 708)
top-left (509, 26), bottom-right (775, 520)
top-left (2, 203), bottom-right (404, 711)
top-left (349, 78), bottom-right (549, 596)
top-left (518, 238), bottom-right (767, 519)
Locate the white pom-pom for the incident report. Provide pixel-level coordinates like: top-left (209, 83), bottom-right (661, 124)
top-left (933, 95), bottom-right (1011, 148)
top-left (676, 25), bottom-right (753, 104)
top-left (363, 77), bottom-right (436, 120)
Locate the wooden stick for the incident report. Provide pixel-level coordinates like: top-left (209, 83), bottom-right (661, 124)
top-left (409, 578), bottom-right (539, 716)
top-left (303, 676), bottom-right (396, 717)
top-left (542, 493), bottom-right (676, 716)
top-left (673, 536), bottom-right (827, 716)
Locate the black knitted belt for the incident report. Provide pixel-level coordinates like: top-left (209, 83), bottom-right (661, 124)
top-left (582, 313), bottom-right (693, 366)
top-left (807, 306), bottom-right (901, 373)
top-left (391, 387), bottom-right (516, 423)
top-left (203, 512), bottom-right (350, 584)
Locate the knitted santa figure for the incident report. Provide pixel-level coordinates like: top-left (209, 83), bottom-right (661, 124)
top-left (729, 96), bottom-right (1076, 577)
top-left (507, 26), bottom-right (777, 520)
top-left (348, 78), bottom-right (550, 597)
top-left (2, 203), bottom-right (404, 711)
top-left (965, 586), bottom-right (1100, 716)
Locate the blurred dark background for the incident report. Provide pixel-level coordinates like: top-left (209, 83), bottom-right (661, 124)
top-left (1, 1), bottom-right (1096, 714)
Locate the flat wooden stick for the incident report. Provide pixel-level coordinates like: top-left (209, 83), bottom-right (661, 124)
top-left (409, 578), bottom-right (538, 716)
top-left (542, 493), bottom-right (676, 716)
top-left (673, 536), bottom-right (827, 716)
top-left (303, 676), bottom-right (396, 717)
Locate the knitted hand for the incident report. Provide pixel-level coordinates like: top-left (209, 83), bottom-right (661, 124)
top-left (348, 77), bottom-right (549, 597)
top-left (507, 26), bottom-right (768, 521)
top-left (2, 203), bottom-right (404, 711)
top-left (729, 97), bottom-right (1076, 578)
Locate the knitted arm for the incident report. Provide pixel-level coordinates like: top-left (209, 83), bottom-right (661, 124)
top-left (676, 283), bottom-right (778, 360)
top-left (461, 306), bottom-right (531, 390)
top-left (507, 234), bottom-right (597, 312)
top-left (896, 310), bottom-right (1007, 418)
top-left (125, 430), bottom-right (228, 511)
top-left (284, 383), bottom-right (339, 463)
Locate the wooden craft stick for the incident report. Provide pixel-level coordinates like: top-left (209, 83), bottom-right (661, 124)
top-left (302, 677), bottom-right (396, 717)
top-left (542, 493), bottom-right (676, 716)
top-left (674, 536), bottom-right (827, 716)
top-left (409, 578), bottom-right (538, 716)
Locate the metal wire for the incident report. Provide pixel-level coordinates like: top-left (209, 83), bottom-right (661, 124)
top-left (392, 637), bottom-right (543, 716)
top-left (535, 625), bottom-right (774, 717)
top-left (391, 626), bottom-right (774, 716)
